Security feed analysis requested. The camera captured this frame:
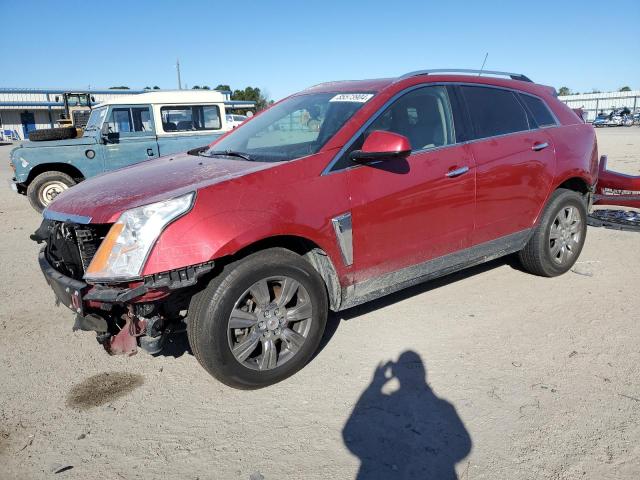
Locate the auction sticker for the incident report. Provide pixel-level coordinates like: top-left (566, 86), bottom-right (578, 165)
top-left (330, 93), bottom-right (374, 103)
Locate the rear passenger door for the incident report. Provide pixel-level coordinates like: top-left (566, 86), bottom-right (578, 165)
top-left (102, 105), bottom-right (158, 172)
top-left (459, 85), bottom-right (556, 245)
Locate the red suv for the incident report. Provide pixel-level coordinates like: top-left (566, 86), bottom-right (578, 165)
top-left (33, 69), bottom-right (639, 389)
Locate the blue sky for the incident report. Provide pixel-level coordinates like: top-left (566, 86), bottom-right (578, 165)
top-left (2, 0), bottom-right (638, 100)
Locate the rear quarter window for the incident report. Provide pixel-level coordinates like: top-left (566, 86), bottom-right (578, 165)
top-left (519, 94), bottom-right (557, 127)
top-left (460, 86), bottom-right (530, 139)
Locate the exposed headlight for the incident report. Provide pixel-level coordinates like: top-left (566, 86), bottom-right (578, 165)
top-left (85, 192), bottom-right (194, 281)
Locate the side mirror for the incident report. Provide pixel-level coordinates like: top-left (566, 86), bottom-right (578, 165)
top-left (100, 124), bottom-right (119, 144)
top-left (350, 130), bottom-right (412, 163)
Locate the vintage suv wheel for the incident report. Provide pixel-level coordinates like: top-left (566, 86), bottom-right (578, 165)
top-left (188, 248), bottom-right (328, 389)
top-left (519, 188), bottom-right (587, 277)
top-left (26, 171), bottom-right (76, 213)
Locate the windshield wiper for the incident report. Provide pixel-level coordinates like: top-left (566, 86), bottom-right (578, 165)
top-left (205, 150), bottom-right (253, 161)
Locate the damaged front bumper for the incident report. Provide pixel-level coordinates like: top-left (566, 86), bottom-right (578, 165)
top-left (38, 245), bottom-right (214, 356)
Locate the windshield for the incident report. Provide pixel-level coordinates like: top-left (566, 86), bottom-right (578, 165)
top-left (84, 107), bottom-right (108, 132)
top-left (204, 92), bottom-right (374, 162)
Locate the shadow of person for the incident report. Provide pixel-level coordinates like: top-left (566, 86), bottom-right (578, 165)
top-left (343, 351), bottom-right (471, 479)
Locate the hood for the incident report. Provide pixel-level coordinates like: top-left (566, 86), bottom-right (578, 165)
top-left (46, 151), bottom-right (280, 223)
top-left (20, 135), bottom-right (98, 149)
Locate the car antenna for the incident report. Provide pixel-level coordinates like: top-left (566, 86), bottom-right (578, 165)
top-left (478, 52), bottom-right (488, 76)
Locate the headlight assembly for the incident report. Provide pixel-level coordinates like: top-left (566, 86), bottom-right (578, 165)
top-left (84, 192), bottom-right (194, 281)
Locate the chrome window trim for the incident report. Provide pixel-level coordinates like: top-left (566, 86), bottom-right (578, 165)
top-left (321, 82), bottom-right (560, 176)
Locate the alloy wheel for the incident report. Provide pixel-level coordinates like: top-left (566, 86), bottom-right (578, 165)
top-left (227, 276), bottom-right (313, 371)
top-left (548, 206), bottom-right (582, 265)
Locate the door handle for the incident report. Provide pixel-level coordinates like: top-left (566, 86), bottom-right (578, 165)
top-left (147, 148), bottom-right (155, 156)
top-left (446, 166), bottom-right (470, 178)
top-left (532, 142), bottom-right (549, 151)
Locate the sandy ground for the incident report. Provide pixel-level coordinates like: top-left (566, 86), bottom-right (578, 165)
top-left (0, 128), bottom-right (639, 480)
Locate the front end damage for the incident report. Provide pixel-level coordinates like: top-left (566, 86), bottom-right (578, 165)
top-left (32, 219), bottom-right (213, 355)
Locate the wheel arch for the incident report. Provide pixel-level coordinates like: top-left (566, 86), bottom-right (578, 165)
top-left (556, 176), bottom-right (591, 195)
top-left (25, 163), bottom-right (85, 186)
top-left (217, 235), bottom-right (343, 311)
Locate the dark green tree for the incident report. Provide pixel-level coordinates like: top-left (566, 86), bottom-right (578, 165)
top-left (620, 86), bottom-right (631, 92)
top-left (232, 86), bottom-right (270, 111)
top-left (109, 86), bottom-right (130, 90)
top-left (558, 86), bottom-right (571, 96)
top-left (153, 86), bottom-right (160, 90)
top-left (214, 84), bottom-right (231, 92)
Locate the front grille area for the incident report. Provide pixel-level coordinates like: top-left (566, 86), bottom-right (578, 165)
top-left (39, 220), bottom-right (111, 280)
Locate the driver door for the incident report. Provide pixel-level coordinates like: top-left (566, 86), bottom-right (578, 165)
top-left (337, 85), bottom-right (476, 283)
top-left (102, 105), bottom-right (159, 172)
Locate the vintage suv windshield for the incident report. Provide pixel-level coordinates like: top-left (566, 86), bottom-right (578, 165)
top-left (204, 92), bottom-right (374, 162)
top-left (83, 106), bottom-right (108, 132)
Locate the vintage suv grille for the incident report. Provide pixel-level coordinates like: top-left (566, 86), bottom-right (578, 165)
top-left (44, 221), bottom-right (111, 280)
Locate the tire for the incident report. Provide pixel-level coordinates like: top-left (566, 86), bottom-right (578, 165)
top-left (28, 127), bottom-right (77, 142)
top-left (518, 188), bottom-right (587, 277)
top-left (26, 171), bottom-right (77, 213)
top-left (187, 248), bottom-right (328, 389)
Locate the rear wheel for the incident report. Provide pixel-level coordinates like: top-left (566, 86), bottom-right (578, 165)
top-left (26, 171), bottom-right (76, 213)
top-left (519, 189), bottom-right (587, 277)
top-left (187, 248), bottom-right (328, 389)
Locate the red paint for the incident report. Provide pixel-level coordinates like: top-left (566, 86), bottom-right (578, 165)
top-left (360, 130), bottom-right (411, 156)
top-left (47, 72), bottom-right (627, 293)
top-left (594, 156), bottom-right (640, 208)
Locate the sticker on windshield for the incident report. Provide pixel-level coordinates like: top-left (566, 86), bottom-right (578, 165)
top-left (329, 93), bottom-right (374, 103)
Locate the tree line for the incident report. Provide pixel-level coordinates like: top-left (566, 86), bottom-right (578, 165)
top-left (558, 86), bottom-right (632, 96)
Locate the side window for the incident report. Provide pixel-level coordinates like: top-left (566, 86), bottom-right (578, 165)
top-left (160, 105), bottom-right (221, 132)
top-left (331, 85), bottom-right (455, 171)
top-left (106, 107), bottom-right (153, 134)
top-left (460, 86), bottom-right (530, 139)
top-left (109, 108), bottom-right (133, 133)
top-left (365, 85), bottom-right (455, 151)
top-left (519, 94), bottom-right (557, 127)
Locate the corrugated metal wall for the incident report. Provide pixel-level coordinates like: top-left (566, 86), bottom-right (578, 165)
top-left (559, 90), bottom-right (640, 121)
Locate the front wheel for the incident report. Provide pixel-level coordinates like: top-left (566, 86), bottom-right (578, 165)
top-left (26, 171), bottom-right (77, 213)
top-left (187, 248), bottom-right (328, 389)
top-left (518, 189), bottom-right (587, 277)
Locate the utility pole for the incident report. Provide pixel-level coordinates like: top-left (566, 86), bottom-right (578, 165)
top-left (176, 58), bottom-right (182, 90)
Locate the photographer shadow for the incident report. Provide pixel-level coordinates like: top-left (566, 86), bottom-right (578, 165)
top-left (343, 351), bottom-right (471, 479)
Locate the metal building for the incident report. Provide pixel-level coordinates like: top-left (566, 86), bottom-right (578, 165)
top-left (0, 88), bottom-right (235, 141)
top-left (558, 90), bottom-right (639, 122)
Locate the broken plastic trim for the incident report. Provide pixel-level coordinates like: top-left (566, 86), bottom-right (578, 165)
top-left (593, 155), bottom-right (640, 209)
top-left (588, 209), bottom-right (640, 232)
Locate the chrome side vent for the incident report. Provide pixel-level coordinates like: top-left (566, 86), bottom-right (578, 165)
top-left (331, 212), bottom-right (353, 266)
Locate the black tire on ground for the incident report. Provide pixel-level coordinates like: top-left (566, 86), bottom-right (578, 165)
top-left (28, 127), bottom-right (77, 142)
top-left (187, 248), bottom-right (328, 389)
top-left (26, 171), bottom-right (77, 213)
top-left (518, 188), bottom-right (587, 277)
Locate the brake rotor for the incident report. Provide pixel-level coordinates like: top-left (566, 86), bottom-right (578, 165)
top-left (588, 209), bottom-right (640, 232)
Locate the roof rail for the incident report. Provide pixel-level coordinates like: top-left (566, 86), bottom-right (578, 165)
top-left (397, 69), bottom-right (533, 83)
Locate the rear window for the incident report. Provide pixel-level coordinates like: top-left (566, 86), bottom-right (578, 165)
top-left (161, 105), bottom-right (221, 132)
top-left (461, 86), bottom-right (529, 139)
top-left (519, 94), bottom-right (557, 127)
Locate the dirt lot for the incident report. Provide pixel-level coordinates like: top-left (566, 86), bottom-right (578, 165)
top-left (1, 128), bottom-right (639, 480)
